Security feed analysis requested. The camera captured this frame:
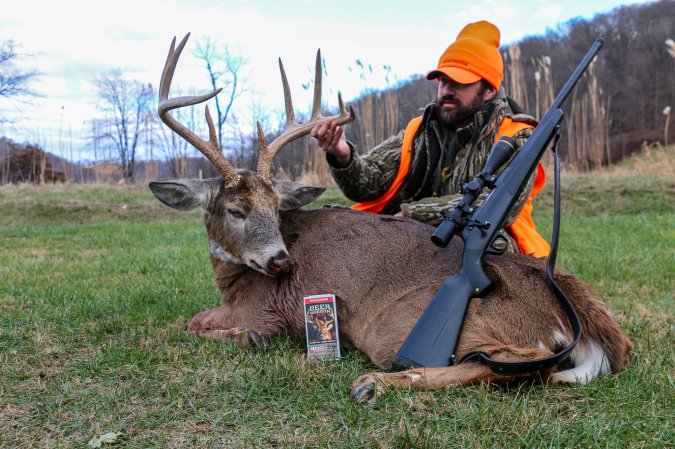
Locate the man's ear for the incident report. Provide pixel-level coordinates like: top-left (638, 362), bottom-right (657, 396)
top-left (482, 84), bottom-right (497, 103)
top-left (272, 180), bottom-right (326, 211)
top-left (149, 178), bottom-right (221, 211)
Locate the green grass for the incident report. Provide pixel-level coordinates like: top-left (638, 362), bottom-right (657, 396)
top-left (1, 153), bottom-right (673, 448)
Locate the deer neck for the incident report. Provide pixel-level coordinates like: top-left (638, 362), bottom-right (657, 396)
top-left (207, 239), bottom-right (253, 288)
top-left (208, 240), bottom-right (243, 266)
top-left (209, 238), bottom-right (304, 332)
top-left (208, 239), bottom-right (295, 297)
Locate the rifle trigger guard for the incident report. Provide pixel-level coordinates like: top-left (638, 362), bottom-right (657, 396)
top-left (487, 232), bottom-right (509, 255)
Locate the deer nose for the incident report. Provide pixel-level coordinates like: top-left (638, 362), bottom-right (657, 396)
top-left (267, 251), bottom-right (290, 274)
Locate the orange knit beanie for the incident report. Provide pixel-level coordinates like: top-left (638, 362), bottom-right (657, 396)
top-left (427, 21), bottom-right (503, 91)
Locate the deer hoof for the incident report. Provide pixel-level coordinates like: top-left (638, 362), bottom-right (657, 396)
top-left (246, 330), bottom-right (270, 348)
top-left (350, 374), bottom-right (384, 404)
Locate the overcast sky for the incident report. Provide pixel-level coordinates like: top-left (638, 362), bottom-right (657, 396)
top-left (0, 0), bottom-right (654, 159)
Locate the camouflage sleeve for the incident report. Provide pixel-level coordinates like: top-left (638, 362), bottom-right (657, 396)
top-left (328, 131), bottom-right (405, 203)
top-left (400, 192), bottom-right (480, 226)
top-left (401, 127), bottom-right (535, 227)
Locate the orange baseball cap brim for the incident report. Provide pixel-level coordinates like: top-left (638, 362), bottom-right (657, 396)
top-left (426, 66), bottom-right (482, 84)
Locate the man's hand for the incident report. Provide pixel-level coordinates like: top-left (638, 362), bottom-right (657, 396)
top-left (310, 119), bottom-right (351, 168)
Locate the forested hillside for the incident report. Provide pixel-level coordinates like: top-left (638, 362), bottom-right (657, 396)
top-left (342, 0), bottom-right (674, 172)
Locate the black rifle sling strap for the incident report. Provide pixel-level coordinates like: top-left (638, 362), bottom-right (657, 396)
top-left (457, 128), bottom-right (583, 376)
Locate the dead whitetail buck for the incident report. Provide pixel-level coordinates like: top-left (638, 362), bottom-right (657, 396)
top-left (150, 34), bottom-right (632, 404)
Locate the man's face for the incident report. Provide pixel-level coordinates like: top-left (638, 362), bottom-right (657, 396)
top-left (435, 75), bottom-right (495, 127)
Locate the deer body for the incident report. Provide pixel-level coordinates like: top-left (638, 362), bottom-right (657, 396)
top-left (150, 34), bottom-right (631, 403)
top-left (165, 194), bottom-right (631, 404)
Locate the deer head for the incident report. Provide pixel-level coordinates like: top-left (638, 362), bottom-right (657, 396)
top-left (149, 34), bottom-right (355, 277)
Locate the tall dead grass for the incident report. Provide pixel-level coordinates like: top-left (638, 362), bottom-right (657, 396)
top-left (505, 50), bottom-right (610, 173)
top-left (588, 143), bottom-right (674, 179)
top-left (503, 45), bottom-right (529, 110)
top-left (533, 56), bottom-right (555, 122)
top-left (565, 61), bottom-right (611, 171)
top-left (354, 90), bottom-right (399, 151)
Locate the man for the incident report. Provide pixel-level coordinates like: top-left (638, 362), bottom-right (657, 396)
top-left (311, 20), bottom-right (550, 257)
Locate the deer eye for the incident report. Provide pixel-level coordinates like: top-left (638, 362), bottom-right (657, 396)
top-left (226, 208), bottom-right (246, 219)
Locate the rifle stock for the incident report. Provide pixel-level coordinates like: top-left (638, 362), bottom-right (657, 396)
top-left (391, 272), bottom-right (476, 369)
top-left (392, 39), bottom-right (604, 371)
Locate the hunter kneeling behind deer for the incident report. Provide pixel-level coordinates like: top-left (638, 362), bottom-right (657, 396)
top-left (149, 32), bottom-right (631, 404)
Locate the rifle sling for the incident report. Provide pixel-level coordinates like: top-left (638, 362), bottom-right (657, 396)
top-left (457, 129), bottom-right (583, 376)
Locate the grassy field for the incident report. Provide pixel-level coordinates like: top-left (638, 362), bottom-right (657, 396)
top-left (1, 147), bottom-right (673, 448)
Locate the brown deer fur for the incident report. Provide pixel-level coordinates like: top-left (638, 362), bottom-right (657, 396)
top-left (150, 173), bottom-right (632, 404)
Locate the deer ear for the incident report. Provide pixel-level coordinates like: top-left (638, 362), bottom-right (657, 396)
top-left (273, 180), bottom-right (326, 211)
top-left (149, 179), bottom-right (220, 211)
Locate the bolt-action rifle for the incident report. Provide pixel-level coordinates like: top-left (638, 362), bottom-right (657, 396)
top-left (392, 39), bottom-right (604, 373)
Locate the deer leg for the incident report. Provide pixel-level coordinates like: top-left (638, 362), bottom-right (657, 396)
top-left (350, 344), bottom-right (555, 404)
top-left (187, 304), bottom-right (274, 348)
top-left (194, 327), bottom-right (270, 348)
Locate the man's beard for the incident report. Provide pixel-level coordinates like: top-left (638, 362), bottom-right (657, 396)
top-left (435, 94), bottom-right (484, 127)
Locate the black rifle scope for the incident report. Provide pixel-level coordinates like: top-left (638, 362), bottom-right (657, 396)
top-left (431, 137), bottom-right (516, 247)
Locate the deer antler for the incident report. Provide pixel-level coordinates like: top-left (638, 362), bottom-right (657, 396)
top-left (158, 33), bottom-right (240, 187)
top-left (256, 50), bottom-right (356, 182)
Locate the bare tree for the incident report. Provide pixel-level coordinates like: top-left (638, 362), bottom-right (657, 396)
top-left (153, 87), bottom-right (199, 178)
top-left (93, 71), bottom-right (153, 181)
top-left (194, 37), bottom-right (248, 150)
top-left (0, 40), bottom-right (38, 122)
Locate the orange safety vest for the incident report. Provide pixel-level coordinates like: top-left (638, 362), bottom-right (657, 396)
top-left (352, 116), bottom-right (551, 258)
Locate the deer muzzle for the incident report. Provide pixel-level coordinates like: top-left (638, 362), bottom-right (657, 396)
top-left (266, 250), bottom-right (290, 275)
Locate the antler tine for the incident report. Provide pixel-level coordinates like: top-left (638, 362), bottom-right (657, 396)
top-left (159, 36), bottom-right (177, 102)
top-left (336, 91), bottom-right (356, 125)
top-left (310, 49), bottom-right (322, 121)
top-left (158, 33), bottom-right (240, 187)
top-left (278, 58), bottom-right (296, 128)
top-left (256, 50), bottom-right (357, 182)
top-left (256, 121), bottom-right (273, 181)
